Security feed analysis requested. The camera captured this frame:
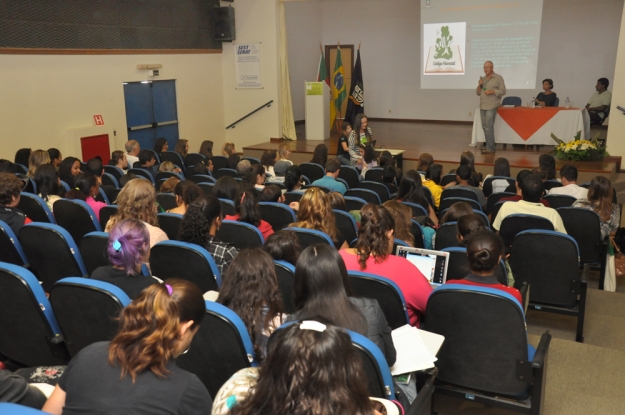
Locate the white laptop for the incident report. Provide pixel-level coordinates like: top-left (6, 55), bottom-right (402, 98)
top-left (395, 246), bottom-right (450, 288)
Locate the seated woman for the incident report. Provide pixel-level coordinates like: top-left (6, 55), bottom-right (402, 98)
top-left (91, 220), bottom-right (158, 299)
top-left (212, 321), bottom-right (384, 415)
top-left (153, 137), bottom-right (169, 160)
top-left (340, 204), bottom-right (432, 327)
top-left (174, 139), bottom-right (189, 165)
top-left (27, 150), bottom-right (50, 178)
top-left (263, 230), bottom-right (301, 266)
top-left (416, 153), bottom-right (434, 176)
top-left (535, 78), bottom-right (557, 107)
top-left (459, 151), bottom-right (483, 187)
top-left (159, 177), bottom-right (180, 194)
top-left (483, 157), bottom-right (512, 194)
top-left (64, 172), bottom-right (107, 220)
top-left (383, 200), bottom-right (415, 247)
top-left (397, 170), bottom-right (438, 225)
top-left (158, 161), bottom-right (182, 174)
top-left (225, 188), bottom-right (274, 239)
top-left (289, 187), bottom-right (348, 249)
top-left (58, 157), bottom-right (81, 186)
top-left (440, 201), bottom-right (474, 224)
top-left (199, 140), bottom-right (214, 159)
top-left (213, 176), bottom-right (239, 201)
top-left (261, 150), bottom-right (277, 177)
top-left (105, 179), bottom-right (168, 247)
top-left (573, 176), bottom-right (620, 239)
top-left (447, 229), bottom-right (522, 304)
top-left (359, 144), bottom-right (378, 178)
top-left (167, 180), bottom-right (201, 215)
top-left (456, 213), bottom-right (487, 246)
top-left (34, 164), bottom-right (63, 211)
top-left (290, 244), bottom-right (396, 366)
top-left (310, 144), bottom-right (328, 167)
top-left (276, 142), bottom-right (293, 166)
top-left (179, 195), bottom-right (239, 277)
top-left (217, 248), bottom-right (283, 360)
top-left (42, 279), bottom-right (212, 414)
top-left (14, 148), bottom-right (31, 168)
top-left (242, 164), bottom-right (266, 191)
top-left (222, 142), bottom-right (236, 157)
top-left (422, 164), bottom-right (445, 209)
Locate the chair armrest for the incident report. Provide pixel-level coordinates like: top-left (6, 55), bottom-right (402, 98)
top-left (531, 331), bottom-right (552, 369)
top-left (406, 368), bottom-right (438, 415)
top-left (519, 282), bottom-right (530, 314)
top-left (581, 263), bottom-right (590, 284)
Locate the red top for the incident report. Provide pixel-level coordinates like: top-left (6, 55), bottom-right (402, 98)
top-left (225, 214), bottom-right (274, 240)
top-left (340, 250), bottom-right (433, 327)
top-left (448, 275), bottom-right (523, 305)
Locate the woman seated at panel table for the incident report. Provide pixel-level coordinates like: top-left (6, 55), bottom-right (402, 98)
top-left (534, 78), bottom-right (557, 107)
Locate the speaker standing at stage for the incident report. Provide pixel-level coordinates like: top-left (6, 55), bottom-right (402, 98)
top-left (476, 61), bottom-right (506, 154)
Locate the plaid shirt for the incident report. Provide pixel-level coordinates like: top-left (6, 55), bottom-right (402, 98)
top-left (206, 235), bottom-right (239, 277)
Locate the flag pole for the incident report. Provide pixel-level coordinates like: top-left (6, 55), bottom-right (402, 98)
top-left (336, 40), bottom-right (342, 131)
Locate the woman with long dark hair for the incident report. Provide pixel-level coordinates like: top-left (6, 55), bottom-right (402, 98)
top-left (396, 170), bottom-right (438, 225)
top-left (340, 204), bottom-right (432, 326)
top-left (359, 144), bottom-right (378, 178)
top-left (199, 140), bottom-right (214, 159)
top-left (310, 144), bottom-right (328, 167)
top-left (58, 157), bottom-right (81, 186)
top-left (42, 279), bottom-right (212, 414)
top-left (284, 165), bottom-right (303, 192)
top-left (422, 163), bottom-right (444, 208)
top-left (538, 154), bottom-right (557, 181)
top-left (153, 137), bottom-right (169, 159)
top-left (290, 244), bottom-right (396, 365)
top-left (263, 230), bottom-right (301, 266)
top-left (14, 148), bottom-right (31, 168)
top-left (213, 176), bottom-right (239, 201)
top-left (242, 164), bottom-right (266, 190)
top-left (167, 180), bottom-right (201, 215)
top-left (460, 150), bottom-right (483, 186)
top-left (416, 153), bottom-right (434, 173)
top-left (483, 157), bottom-right (512, 194)
top-left (217, 248), bottom-right (283, 360)
top-left (225, 188), bottom-right (274, 239)
top-left (174, 139), bottom-right (189, 160)
top-left (34, 164), bottom-right (62, 210)
top-left (64, 172), bottom-right (107, 220)
top-left (260, 150), bottom-right (277, 177)
top-left (573, 176), bottom-right (620, 239)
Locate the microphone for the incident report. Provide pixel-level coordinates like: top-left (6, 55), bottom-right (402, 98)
top-left (480, 76), bottom-right (486, 91)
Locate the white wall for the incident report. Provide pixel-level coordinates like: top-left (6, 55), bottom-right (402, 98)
top-left (606, 5), bottom-right (625, 158)
top-left (286, 0), bottom-right (623, 122)
top-left (0, 53), bottom-right (224, 160)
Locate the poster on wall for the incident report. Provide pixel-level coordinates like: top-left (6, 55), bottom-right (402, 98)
top-left (235, 43), bottom-right (262, 89)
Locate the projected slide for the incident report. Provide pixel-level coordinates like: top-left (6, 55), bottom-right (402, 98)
top-left (420, 0), bottom-right (544, 89)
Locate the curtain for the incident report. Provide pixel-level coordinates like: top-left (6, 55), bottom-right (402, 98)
top-left (278, 1), bottom-right (297, 140)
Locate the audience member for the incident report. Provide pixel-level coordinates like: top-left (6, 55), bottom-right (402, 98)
top-left (158, 161), bottom-right (177, 173)
top-left (42, 279), bottom-right (212, 414)
top-left (492, 173), bottom-right (566, 233)
top-left (222, 142), bottom-right (236, 157)
top-left (440, 201), bottom-right (474, 224)
top-left (109, 150), bottom-right (128, 170)
top-left (383, 200), bottom-right (415, 247)
top-left (586, 77), bottom-right (612, 125)
top-left (87, 157), bottom-right (115, 201)
top-left (199, 140), bottom-right (214, 159)
top-left (548, 164), bottom-right (588, 199)
top-left (265, 160), bottom-right (289, 185)
top-left (125, 140), bottom-right (140, 167)
top-left (311, 159), bottom-right (347, 194)
top-left (217, 248), bottom-right (283, 360)
top-left (260, 150), bottom-right (277, 177)
top-left (34, 164), bottom-right (62, 210)
top-left (14, 148), bottom-right (32, 167)
top-left (179, 195), bottom-right (239, 277)
top-left (0, 160), bottom-right (17, 174)
top-left (573, 176), bottom-right (620, 239)
top-left (242, 164), bottom-right (266, 190)
top-left (276, 142), bottom-right (293, 165)
top-left (340, 204), bottom-right (432, 326)
top-left (153, 137), bottom-right (168, 160)
top-left (138, 150), bottom-right (158, 179)
top-left (460, 150), bottom-right (483, 186)
top-left (64, 172), bottom-right (107, 220)
top-left (498, 170), bottom-right (551, 207)
top-left (416, 153), bottom-right (434, 175)
top-left (359, 144), bottom-right (378, 178)
top-left (451, 165), bottom-right (487, 209)
top-left (397, 170), bottom-right (438, 224)
top-left (167, 180), bottom-right (201, 215)
top-left (378, 150), bottom-right (394, 168)
top-left (263, 230), bottom-right (301, 266)
top-left (27, 150), bottom-right (51, 178)
top-left (105, 179), bottom-right (169, 246)
top-left (310, 144), bottom-right (328, 167)
top-left (456, 213), bottom-right (487, 246)
top-left (337, 121), bottom-right (352, 166)
top-left (289, 187), bottom-right (347, 249)
top-left (90, 220), bottom-right (158, 298)
top-left (326, 191), bottom-right (347, 211)
top-left (48, 148), bottom-right (63, 169)
top-left (174, 139), bottom-right (189, 162)
top-left (483, 157), bottom-right (513, 194)
top-left (0, 369), bottom-right (46, 409)
top-left (159, 177), bottom-right (180, 194)
top-left (538, 154), bottom-right (557, 180)
top-left (447, 229), bottom-right (522, 304)
top-left (289, 244), bottom-right (396, 366)
top-left (422, 163), bottom-right (444, 208)
top-left (382, 165), bottom-right (398, 194)
top-left (284, 165), bottom-right (303, 192)
top-left (260, 184), bottom-right (284, 203)
top-left (228, 154), bottom-right (241, 170)
top-left (225, 188), bottom-right (274, 239)
top-left (0, 172), bottom-right (32, 235)
top-left (213, 176), bottom-right (239, 201)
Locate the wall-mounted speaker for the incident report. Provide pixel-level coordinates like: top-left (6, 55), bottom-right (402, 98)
top-left (213, 7), bottom-right (235, 42)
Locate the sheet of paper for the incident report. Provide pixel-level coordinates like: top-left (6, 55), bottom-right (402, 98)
top-left (389, 325), bottom-right (444, 376)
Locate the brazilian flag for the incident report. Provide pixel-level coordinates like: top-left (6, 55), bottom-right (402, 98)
top-left (330, 46), bottom-right (346, 129)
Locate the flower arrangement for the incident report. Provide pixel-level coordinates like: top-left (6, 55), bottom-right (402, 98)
top-left (551, 131), bottom-right (607, 162)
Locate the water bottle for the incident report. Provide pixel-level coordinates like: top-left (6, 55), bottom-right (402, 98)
top-left (565, 97), bottom-right (570, 108)
top-left (531, 97), bottom-right (536, 108)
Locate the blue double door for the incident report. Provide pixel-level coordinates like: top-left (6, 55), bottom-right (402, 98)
top-left (123, 80), bottom-right (179, 151)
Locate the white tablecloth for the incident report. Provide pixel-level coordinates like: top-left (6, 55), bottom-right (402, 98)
top-left (471, 107), bottom-right (590, 146)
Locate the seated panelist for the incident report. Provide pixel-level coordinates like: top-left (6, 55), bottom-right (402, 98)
top-left (534, 78), bottom-right (557, 107)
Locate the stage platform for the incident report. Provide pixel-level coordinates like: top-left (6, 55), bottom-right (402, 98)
top-left (243, 120), bottom-right (619, 180)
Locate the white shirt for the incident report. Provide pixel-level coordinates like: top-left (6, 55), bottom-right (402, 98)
top-left (126, 154), bottom-right (139, 168)
top-left (548, 184), bottom-right (588, 200)
top-left (492, 200), bottom-right (567, 233)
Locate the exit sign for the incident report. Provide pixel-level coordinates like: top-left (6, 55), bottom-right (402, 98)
top-left (94, 115), bottom-right (104, 125)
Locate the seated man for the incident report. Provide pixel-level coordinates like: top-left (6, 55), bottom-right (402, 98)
top-left (125, 140), bottom-right (140, 168)
top-left (236, 160), bottom-right (251, 176)
top-left (547, 164), bottom-right (588, 199)
top-left (311, 159), bottom-right (347, 195)
top-left (0, 172), bottom-right (32, 235)
top-left (451, 165), bottom-right (487, 209)
top-left (493, 173), bottom-right (566, 233)
top-left (499, 169), bottom-right (551, 207)
top-left (137, 150), bottom-right (158, 179)
top-left (109, 150), bottom-right (128, 170)
top-left (586, 77), bottom-right (611, 125)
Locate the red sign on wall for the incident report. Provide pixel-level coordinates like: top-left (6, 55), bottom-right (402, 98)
top-left (94, 115), bottom-right (104, 125)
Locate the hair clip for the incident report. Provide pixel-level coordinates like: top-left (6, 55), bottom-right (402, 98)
top-left (112, 239), bottom-right (122, 252)
top-left (165, 284), bottom-right (173, 296)
top-left (75, 187), bottom-right (80, 191)
top-left (313, 246), bottom-right (318, 257)
top-left (300, 320), bottom-right (326, 332)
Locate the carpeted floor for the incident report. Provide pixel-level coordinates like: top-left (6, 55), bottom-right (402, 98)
top-left (434, 270), bottom-right (625, 414)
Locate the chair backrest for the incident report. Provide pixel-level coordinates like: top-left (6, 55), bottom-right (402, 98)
top-left (410, 220), bottom-right (426, 249)
top-left (160, 151), bottom-right (185, 169)
top-left (333, 209), bottom-right (358, 246)
top-left (59, 180), bottom-right (70, 193)
top-left (150, 241), bottom-right (221, 292)
top-left (345, 188), bottom-right (381, 205)
top-left (501, 96), bottom-right (522, 107)
top-left (53, 199), bottom-right (102, 244)
top-left (300, 162), bottom-right (325, 183)
top-left (103, 165), bottom-right (124, 180)
top-left (510, 230), bottom-right (580, 306)
top-left (0, 263), bottom-right (68, 366)
top-left (18, 192), bottom-right (55, 223)
top-left (99, 205), bottom-right (118, 230)
top-left (0, 220), bottom-right (29, 266)
top-left (348, 271), bottom-right (410, 329)
top-left (156, 192), bottom-right (178, 211)
top-left (426, 285), bottom-right (530, 396)
top-left (155, 171), bottom-right (184, 183)
top-left (482, 176), bottom-right (515, 198)
top-left (80, 231), bottom-right (110, 275)
top-left (543, 194), bottom-right (577, 209)
top-left (217, 220), bottom-right (265, 249)
top-left (348, 330), bottom-right (396, 399)
top-left (213, 168), bottom-right (239, 179)
top-left (102, 172), bottom-right (119, 188)
top-left (259, 202), bottom-right (296, 231)
top-left (17, 174), bottom-right (37, 194)
top-left (359, 181), bottom-right (390, 203)
top-left (186, 152), bottom-right (207, 167)
top-left (97, 187), bottom-right (111, 205)
top-left (543, 180), bottom-right (562, 191)
top-left (302, 184), bottom-right (331, 194)
top-left (241, 156), bottom-right (261, 165)
top-left (190, 174), bottom-right (215, 184)
top-left (336, 177), bottom-right (350, 190)
top-left (441, 187), bottom-right (479, 203)
top-left (49, 277), bottom-right (131, 357)
top-left (284, 191), bottom-right (304, 205)
top-left (274, 260), bottom-right (296, 314)
top-left (554, 96), bottom-right (560, 107)
top-left (198, 182), bottom-right (215, 195)
top-left (289, 227), bottom-right (334, 250)
top-left (128, 168), bottom-right (156, 185)
top-left (20, 223), bottom-right (88, 291)
top-left (175, 301), bottom-right (257, 398)
top-left (439, 174), bottom-right (457, 187)
top-left (344, 196), bottom-right (367, 212)
top-left (441, 247), bottom-right (470, 282)
top-left (219, 198), bottom-right (237, 216)
top-left (401, 201), bottom-right (428, 218)
top-left (557, 207), bottom-right (602, 264)
top-left (435, 222), bottom-right (459, 251)
top-left (472, 209), bottom-right (491, 229)
top-left (338, 165), bottom-right (361, 190)
top-left (499, 214), bottom-right (554, 251)
top-left (485, 192), bottom-right (516, 216)
top-left (364, 167), bottom-right (384, 183)
top-left (439, 197), bottom-right (482, 214)
top-left (211, 155), bottom-right (229, 171)
top-left (157, 212), bottom-right (183, 240)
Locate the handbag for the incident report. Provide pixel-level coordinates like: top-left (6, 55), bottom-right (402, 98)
top-left (609, 235), bottom-right (625, 278)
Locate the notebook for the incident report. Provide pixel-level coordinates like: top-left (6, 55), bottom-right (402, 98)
top-left (395, 246), bottom-right (449, 287)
